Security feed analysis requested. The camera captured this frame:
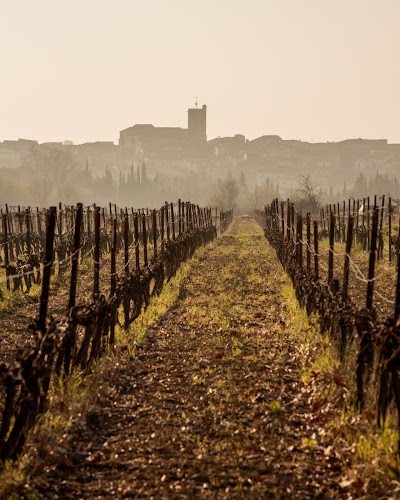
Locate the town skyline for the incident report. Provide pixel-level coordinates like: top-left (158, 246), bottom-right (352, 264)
top-left (0, 100), bottom-right (398, 147)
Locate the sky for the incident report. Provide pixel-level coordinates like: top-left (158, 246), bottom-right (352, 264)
top-left (1, 0), bottom-right (399, 145)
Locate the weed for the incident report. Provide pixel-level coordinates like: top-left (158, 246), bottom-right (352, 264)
top-left (269, 400), bottom-right (284, 414)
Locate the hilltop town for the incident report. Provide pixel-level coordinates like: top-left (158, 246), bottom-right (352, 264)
top-left (1, 103), bottom-right (399, 197)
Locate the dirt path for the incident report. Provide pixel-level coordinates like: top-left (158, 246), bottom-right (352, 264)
top-left (22, 218), bottom-right (388, 499)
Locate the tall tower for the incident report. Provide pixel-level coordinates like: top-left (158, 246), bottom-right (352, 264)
top-left (187, 102), bottom-right (207, 142)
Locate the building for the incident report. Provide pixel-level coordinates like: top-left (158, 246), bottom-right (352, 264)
top-left (119, 103), bottom-right (207, 160)
top-left (187, 104), bottom-right (207, 142)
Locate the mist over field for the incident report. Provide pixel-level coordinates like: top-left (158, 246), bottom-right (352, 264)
top-left (1, 117), bottom-right (399, 214)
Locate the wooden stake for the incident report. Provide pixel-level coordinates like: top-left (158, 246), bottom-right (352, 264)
top-left (142, 214), bottom-right (148, 267)
top-left (38, 207), bottom-right (56, 333)
top-left (342, 215), bottom-right (354, 303)
top-left (306, 213), bottom-right (311, 273)
top-left (93, 206), bottom-right (100, 298)
top-left (314, 221), bottom-right (319, 279)
top-left (328, 213), bottom-right (335, 285)
top-left (366, 209), bottom-right (379, 310)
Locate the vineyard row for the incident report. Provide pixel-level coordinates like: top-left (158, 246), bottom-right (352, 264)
top-left (0, 201), bottom-right (233, 463)
top-left (256, 197), bottom-right (400, 452)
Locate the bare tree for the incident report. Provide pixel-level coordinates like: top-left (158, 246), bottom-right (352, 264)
top-left (293, 173), bottom-right (323, 213)
top-left (209, 174), bottom-right (239, 211)
top-left (25, 146), bottom-right (79, 206)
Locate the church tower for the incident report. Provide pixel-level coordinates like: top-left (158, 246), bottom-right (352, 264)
top-left (187, 100), bottom-right (207, 142)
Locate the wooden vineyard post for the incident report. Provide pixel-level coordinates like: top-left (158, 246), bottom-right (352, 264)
top-left (367, 196), bottom-right (371, 250)
top-left (37, 207), bottom-right (42, 236)
top-left (178, 199), bottom-right (182, 236)
top-left (160, 206), bottom-right (165, 251)
top-left (93, 206), bottom-right (100, 298)
top-left (395, 226), bottom-right (400, 320)
top-left (306, 213), bottom-right (311, 273)
top-left (110, 218), bottom-right (116, 294)
top-left (123, 213), bottom-right (130, 329)
top-left (281, 202), bottom-right (285, 236)
top-left (182, 203), bottom-right (186, 234)
top-left (286, 199), bottom-right (290, 240)
top-left (296, 214), bottom-right (303, 268)
top-left (291, 204), bottom-right (295, 241)
top-left (299, 214), bottom-right (303, 268)
top-left (328, 212), bottom-right (335, 286)
top-left (295, 214), bottom-right (299, 264)
top-left (2, 214), bottom-right (10, 291)
top-left (58, 202), bottom-right (62, 236)
top-left (187, 203), bottom-right (191, 231)
top-left (142, 214), bottom-right (148, 267)
top-left (102, 208), bottom-right (106, 230)
top-left (134, 213), bottom-right (140, 269)
top-left (314, 221), bottom-right (319, 280)
top-left (397, 201), bottom-right (400, 270)
top-left (124, 213), bottom-right (129, 276)
top-left (366, 208), bottom-right (379, 310)
top-left (86, 207), bottom-right (91, 236)
top-left (389, 197), bottom-right (392, 263)
top-left (109, 218), bottom-right (117, 347)
top-left (38, 207), bottom-right (56, 333)
top-left (362, 198), bottom-right (365, 247)
top-left (26, 209), bottom-right (31, 255)
top-left (396, 200), bottom-right (400, 318)
top-left (65, 203), bottom-right (83, 375)
top-left (378, 195), bottom-right (385, 260)
top-left (165, 202), bottom-right (170, 240)
top-left (380, 195), bottom-right (385, 232)
top-left (68, 203), bottom-right (83, 306)
top-left (171, 203), bottom-right (176, 240)
top-left (342, 215), bottom-right (354, 303)
top-left (196, 204), bottom-right (200, 230)
top-left (152, 210), bottom-right (158, 259)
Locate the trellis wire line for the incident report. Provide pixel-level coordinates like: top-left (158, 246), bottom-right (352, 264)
top-left (299, 236), bottom-right (386, 283)
top-left (0, 245), bottom-right (96, 285)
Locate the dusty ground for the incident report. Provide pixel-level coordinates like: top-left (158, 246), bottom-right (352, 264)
top-left (4, 217), bottom-right (399, 499)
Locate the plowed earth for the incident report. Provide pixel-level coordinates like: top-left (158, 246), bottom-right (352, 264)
top-left (16, 218), bottom-right (397, 499)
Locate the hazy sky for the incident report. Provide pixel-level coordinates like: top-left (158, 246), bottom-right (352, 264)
top-left (1, 0), bottom-right (399, 144)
